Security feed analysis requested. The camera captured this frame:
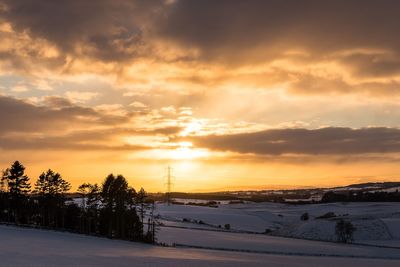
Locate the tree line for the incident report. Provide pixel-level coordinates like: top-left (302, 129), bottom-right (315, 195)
top-left (322, 190), bottom-right (400, 202)
top-left (0, 161), bottom-right (156, 243)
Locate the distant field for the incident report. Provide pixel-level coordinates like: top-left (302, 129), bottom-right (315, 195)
top-left (157, 202), bottom-right (400, 246)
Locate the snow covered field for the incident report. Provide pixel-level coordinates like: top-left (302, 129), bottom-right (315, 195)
top-left (157, 202), bottom-right (400, 246)
top-left (158, 227), bottom-right (400, 258)
top-left (1, 225), bottom-right (400, 267)
top-left (1, 201), bottom-right (399, 266)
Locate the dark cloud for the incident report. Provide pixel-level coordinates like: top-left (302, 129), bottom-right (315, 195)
top-left (0, 135), bottom-right (148, 151)
top-left (338, 52), bottom-right (400, 78)
top-left (289, 74), bottom-right (400, 96)
top-left (0, 95), bottom-right (182, 151)
top-left (180, 127), bottom-right (400, 155)
top-left (5, 0), bottom-right (400, 64)
top-left (157, 0), bottom-right (400, 61)
top-left (0, 95), bottom-right (97, 134)
top-left (2, 0), bottom-right (400, 95)
top-left (42, 96), bottom-right (74, 108)
top-left (1, 0), bottom-right (165, 61)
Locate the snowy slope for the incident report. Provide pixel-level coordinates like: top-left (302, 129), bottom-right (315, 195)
top-left (157, 202), bottom-right (400, 244)
top-left (158, 203), bottom-right (280, 232)
top-left (158, 226), bottom-right (400, 259)
top-left (1, 225), bottom-right (400, 267)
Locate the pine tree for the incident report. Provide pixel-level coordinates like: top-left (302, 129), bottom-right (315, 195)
top-left (77, 183), bottom-right (101, 233)
top-left (35, 169), bottom-right (70, 197)
top-left (100, 174), bottom-right (140, 239)
top-left (136, 188), bottom-right (148, 232)
top-left (34, 169), bottom-right (71, 227)
top-left (2, 161), bottom-right (31, 196)
top-left (1, 161), bottom-right (31, 223)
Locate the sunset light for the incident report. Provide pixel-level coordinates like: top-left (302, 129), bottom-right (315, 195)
top-left (2, 1), bottom-right (400, 266)
top-left (1, 0), bottom-right (400, 193)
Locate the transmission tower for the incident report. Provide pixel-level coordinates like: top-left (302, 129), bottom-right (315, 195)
top-left (164, 165), bottom-right (174, 205)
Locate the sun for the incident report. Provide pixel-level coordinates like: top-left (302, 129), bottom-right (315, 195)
top-left (132, 141), bottom-right (210, 161)
top-left (180, 121), bottom-right (203, 136)
top-left (169, 142), bottom-right (209, 160)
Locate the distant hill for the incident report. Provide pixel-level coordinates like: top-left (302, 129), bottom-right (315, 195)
top-left (332, 182), bottom-right (400, 192)
top-left (149, 181), bottom-right (400, 203)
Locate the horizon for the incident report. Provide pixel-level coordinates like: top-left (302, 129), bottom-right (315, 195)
top-left (4, 159), bottom-right (400, 193)
top-left (2, 0), bottom-right (400, 192)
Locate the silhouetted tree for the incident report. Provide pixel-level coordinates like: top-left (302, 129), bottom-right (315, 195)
top-left (0, 163), bottom-right (152, 243)
top-left (1, 169), bottom-right (8, 192)
top-left (2, 161), bottom-right (31, 196)
top-left (77, 183), bottom-right (101, 233)
top-left (100, 174), bottom-right (141, 240)
top-left (77, 183), bottom-right (90, 209)
top-left (143, 200), bottom-right (158, 243)
top-left (335, 219), bottom-right (356, 243)
top-left (136, 187), bottom-right (148, 235)
top-left (1, 161), bottom-right (31, 223)
top-left (35, 169), bottom-right (70, 196)
top-left (322, 190), bottom-right (400, 202)
top-left (301, 212), bottom-right (309, 221)
top-left (34, 169), bottom-right (71, 227)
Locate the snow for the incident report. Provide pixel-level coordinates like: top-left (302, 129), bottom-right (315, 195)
top-left (1, 201), bottom-right (400, 266)
top-left (158, 226), bottom-right (400, 258)
top-left (157, 203), bottom-right (279, 232)
top-left (157, 202), bottom-right (400, 245)
top-left (382, 218), bottom-right (400, 238)
top-left (172, 198), bottom-right (233, 204)
top-left (1, 225), bottom-right (400, 267)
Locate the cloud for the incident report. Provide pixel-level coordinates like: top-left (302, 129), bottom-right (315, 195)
top-left (0, 0), bottom-right (166, 61)
top-left (65, 91), bottom-right (99, 103)
top-left (153, 0), bottom-right (400, 96)
top-left (0, 126), bottom-right (183, 151)
top-left (180, 127), bottom-right (400, 156)
top-left (10, 83), bottom-right (28, 92)
top-left (157, 0), bottom-right (400, 62)
top-left (288, 73), bottom-right (400, 96)
top-left (0, 95), bottom-right (97, 134)
top-left (1, 0), bottom-right (400, 97)
top-left (130, 101), bottom-right (147, 108)
top-left (0, 94), bottom-right (146, 137)
top-left (0, 95), bottom-right (184, 151)
top-left (0, 134), bottom-right (148, 151)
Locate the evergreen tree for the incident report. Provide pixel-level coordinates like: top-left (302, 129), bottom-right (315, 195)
top-left (335, 219), bottom-right (356, 243)
top-left (1, 161), bottom-right (31, 223)
top-left (77, 183), bottom-right (91, 210)
top-left (35, 169), bottom-right (70, 197)
top-left (0, 163), bottom-right (153, 243)
top-left (0, 169), bottom-right (8, 192)
top-left (77, 183), bottom-right (101, 233)
top-left (100, 174), bottom-right (140, 239)
top-left (2, 161), bottom-right (31, 196)
top-left (136, 187), bottom-right (148, 234)
top-left (78, 183), bottom-right (101, 210)
top-left (34, 169), bottom-right (71, 227)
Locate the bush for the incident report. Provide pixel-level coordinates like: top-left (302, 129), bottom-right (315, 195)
top-left (300, 212), bottom-right (309, 221)
top-left (316, 212), bottom-right (336, 219)
top-left (335, 219), bottom-right (356, 243)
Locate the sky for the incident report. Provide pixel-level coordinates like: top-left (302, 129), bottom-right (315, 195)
top-left (1, 0), bottom-right (400, 192)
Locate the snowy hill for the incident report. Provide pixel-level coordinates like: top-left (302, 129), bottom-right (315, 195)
top-left (157, 202), bottom-right (400, 246)
top-left (1, 225), bottom-right (400, 267)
